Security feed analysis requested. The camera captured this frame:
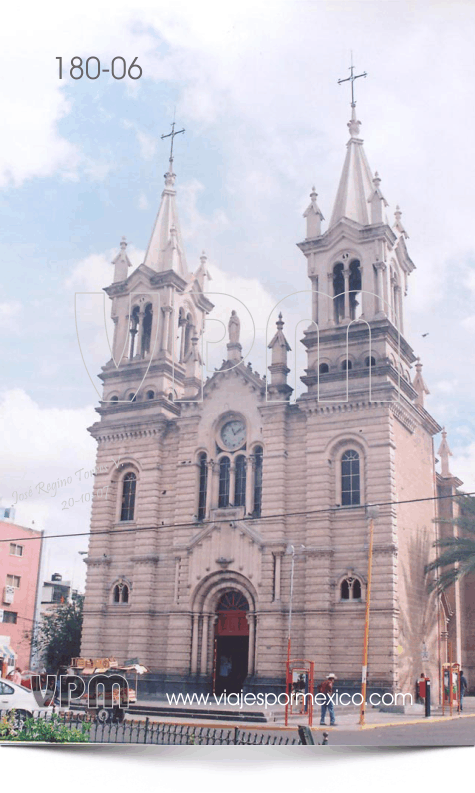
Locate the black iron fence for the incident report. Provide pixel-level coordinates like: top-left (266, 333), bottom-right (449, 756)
top-left (0, 710), bottom-right (310, 745)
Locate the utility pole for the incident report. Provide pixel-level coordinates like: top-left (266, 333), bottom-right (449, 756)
top-left (359, 505), bottom-right (379, 726)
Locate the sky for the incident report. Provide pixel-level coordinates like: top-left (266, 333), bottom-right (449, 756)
top-left (1, 0), bottom-right (475, 590)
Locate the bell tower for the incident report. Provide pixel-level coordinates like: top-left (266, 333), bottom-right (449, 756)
top-left (298, 87), bottom-right (417, 404)
top-left (98, 123), bottom-right (213, 409)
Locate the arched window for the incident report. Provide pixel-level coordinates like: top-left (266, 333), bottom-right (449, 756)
top-left (110, 396), bottom-right (119, 403)
top-left (218, 457), bottom-right (230, 508)
top-left (141, 303), bottom-right (153, 357)
top-left (319, 363), bottom-right (329, 374)
top-left (128, 392), bottom-right (136, 402)
top-left (253, 446), bottom-right (263, 517)
top-left (341, 359), bottom-right (352, 371)
top-left (113, 582), bottom-right (129, 604)
top-left (341, 450), bottom-right (360, 506)
top-left (349, 260), bottom-right (362, 320)
top-left (340, 576), bottom-right (362, 601)
top-left (234, 455), bottom-right (246, 508)
top-left (333, 263), bottom-right (345, 323)
top-left (198, 453), bottom-right (208, 521)
top-left (120, 472), bottom-right (137, 521)
top-left (365, 356), bottom-right (376, 367)
top-left (146, 390), bottom-right (155, 400)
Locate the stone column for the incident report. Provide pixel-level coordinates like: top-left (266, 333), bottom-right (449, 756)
top-left (326, 272), bottom-right (335, 326)
top-left (210, 462), bottom-right (219, 510)
top-left (375, 262), bottom-right (387, 317)
top-left (229, 461), bottom-right (236, 507)
top-left (191, 613), bottom-right (200, 674)
top-left (115, 314), bottom-right (130, 364)
top-left (149, 299), bottom-right (160, 362)
top-left (167, 307), bottom-right (175, 354)
top-left (247, 613), bottom-right (256, 675)
top-left (160, 307), bottom-right (170, 351)
top-left (396, 285), bottom-right (404, 334)
top-left (136, 307), bottom-right (146, 358)
top-left (200, 613), bottom-right (210, 674)
top-left (360, 263), bottom-right (375, 320)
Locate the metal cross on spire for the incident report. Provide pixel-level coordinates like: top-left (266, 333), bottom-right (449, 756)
top-left (161, 120), bottom-right (185, 170)
top-left (337, 53), bottom-right (367, 107)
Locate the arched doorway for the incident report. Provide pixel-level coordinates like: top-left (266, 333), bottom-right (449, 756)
top-left (213, 590), bottom-right (249, 695)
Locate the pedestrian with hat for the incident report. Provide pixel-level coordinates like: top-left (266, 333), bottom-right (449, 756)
top-left (318, 673), bottom-right (337, 726)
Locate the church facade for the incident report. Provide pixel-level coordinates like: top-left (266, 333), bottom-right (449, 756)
top-left (80, 104), bottom-right (465, 700)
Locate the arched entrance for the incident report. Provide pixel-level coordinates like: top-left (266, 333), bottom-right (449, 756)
top-left (213, 590), bottom-right (249, 695)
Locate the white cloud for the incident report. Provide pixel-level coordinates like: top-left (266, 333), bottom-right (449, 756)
top-left (460, 316), bottom-right (475, 332)
top-left (0, 300), bottom-right (22, 331)
top-left (0, 388), bottom-right (98, 588)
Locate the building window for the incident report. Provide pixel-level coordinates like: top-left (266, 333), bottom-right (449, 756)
top-left (218, 457), bottom-right (231, 508)
top-left (340, 576), bottom-right (362, 600)
top-left (319, 363), bottom-right (329, 374)
top-left (128, 392), bottom-right (136, 402)
top-left (141, 303), bottom-right (153, 357)
top-left (120, 472), bottom-right (137, 522)
top-left (365, 356), bottom-right (376, 367)
top-left (198, 453), bottom-right (208, 521)
top-left (112, 582), bottom-right (129, 604)
top-left (341, 450), bottom-right (360, 506)
top-left (2, 610), bottom-right (17, 624)
top-left (9, 544), bottom-right (23, 557)
top-left (6, 575), bottom-right (20, 588)
top-left (349, 260), bottom-right (362, 320)
top-left (234, 455), bottom-right (246, 508)
top-left (253, 446), bottom-right (263, 517)
top-left (110, 396), bottom-right (119, 403)
top-left (333, 262), bottom-right (345, 323)
top-left (146, 390), bottom-right (155, 400)
top-left (341, 359), bottom-right (352, 371)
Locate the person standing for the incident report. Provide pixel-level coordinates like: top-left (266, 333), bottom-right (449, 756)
top-left (460, 670), bottom-right (468, 711)
top-left (319, 673), bottom-right (337, 726)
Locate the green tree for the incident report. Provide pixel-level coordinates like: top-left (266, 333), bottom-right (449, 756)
top-left (31, 598), bottom-right (84, 672)
top-left (425, 494), bottom-right (475, 594)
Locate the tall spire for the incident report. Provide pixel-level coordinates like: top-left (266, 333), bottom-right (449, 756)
top-left (143, 121), bottom-right (188, 279)
top-left (329, 104), bottom-right (375, 228)
top-left (330, 59), bottom-right (377, 228)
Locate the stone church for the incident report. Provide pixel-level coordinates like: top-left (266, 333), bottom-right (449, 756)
top-left (80, 102), bottom-right (467, 700)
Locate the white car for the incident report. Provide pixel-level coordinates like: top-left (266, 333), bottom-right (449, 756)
top-left (0, 679), bottom-right (54, 722)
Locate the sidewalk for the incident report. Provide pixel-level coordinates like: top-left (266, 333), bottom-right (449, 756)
top-left (126, 696), bottom-right (475, 732)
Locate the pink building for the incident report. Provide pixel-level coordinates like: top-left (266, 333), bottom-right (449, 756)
top-left (0, 518), bottom-right (43, 673)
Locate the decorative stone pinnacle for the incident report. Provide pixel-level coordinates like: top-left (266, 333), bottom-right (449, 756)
top-left (120, 236), bottom-right (127, 250)
top-left (348, 105), bottom-right (362, 138)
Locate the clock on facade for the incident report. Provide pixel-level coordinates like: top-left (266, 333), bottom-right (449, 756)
top-left (220, 419), bottom-right (246, 451)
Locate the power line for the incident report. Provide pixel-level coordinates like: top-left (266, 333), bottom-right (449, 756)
top-left (1, 490), bottom-right (473, 546)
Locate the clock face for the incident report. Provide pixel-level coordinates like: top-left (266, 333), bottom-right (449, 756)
top-left (220, 419), bottom-right (246, 450)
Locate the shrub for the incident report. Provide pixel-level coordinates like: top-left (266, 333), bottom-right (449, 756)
top-left (0, 711), bottom-right (90, 743)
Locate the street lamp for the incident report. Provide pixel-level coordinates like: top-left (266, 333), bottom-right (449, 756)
top-left (359, 504), bottom-right (379, 726)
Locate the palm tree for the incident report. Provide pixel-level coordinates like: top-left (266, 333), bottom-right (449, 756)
top-left (425, 494), bottom-right (475, 594)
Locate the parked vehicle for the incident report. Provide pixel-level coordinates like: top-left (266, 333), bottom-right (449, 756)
top-left (0, 679), bottom-right (53, 723)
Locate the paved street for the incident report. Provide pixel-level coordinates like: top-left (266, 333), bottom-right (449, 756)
top-left (322, 716), bottom-right (475, 746)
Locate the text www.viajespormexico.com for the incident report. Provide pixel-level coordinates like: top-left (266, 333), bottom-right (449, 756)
top-left (166, 692), bottom-right (413, 709)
